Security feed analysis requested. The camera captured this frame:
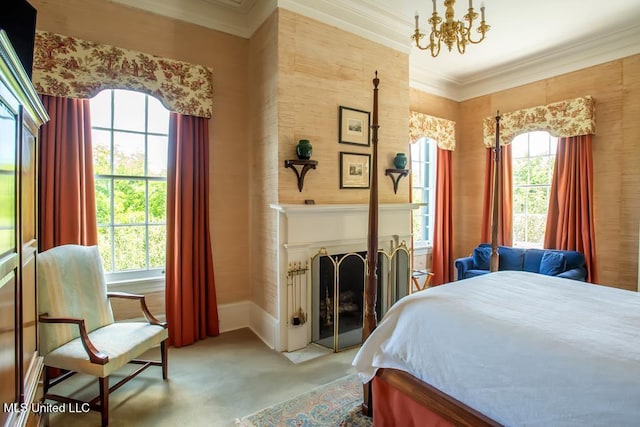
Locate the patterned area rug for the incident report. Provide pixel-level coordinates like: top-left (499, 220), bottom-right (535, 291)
top-left (235, 374), bottom-right (373, 427)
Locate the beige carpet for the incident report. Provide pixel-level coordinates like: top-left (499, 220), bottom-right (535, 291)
top-left (47, 328), bottom-right (359, 427)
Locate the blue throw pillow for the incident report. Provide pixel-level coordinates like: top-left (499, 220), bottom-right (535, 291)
top-left (540, 252), bottom-right (566, 276)
top-left (473, 247), bottom-right (492, 270)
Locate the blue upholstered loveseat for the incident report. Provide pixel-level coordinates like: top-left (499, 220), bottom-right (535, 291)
top-left (455, 243), bottom-right (587, 281)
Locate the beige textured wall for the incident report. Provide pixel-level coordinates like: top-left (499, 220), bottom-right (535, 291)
top-left (409, 89), bottom-right (460, 270)
top-left (31, 0), bottom-right (252, 309)
top-left (248, 13), bottom-right (280, 315)
top-left (454, 55), bottom-right (640, 290)
top-left (248, 9), bottom-right (411, 317)
top-left (277, 10), bottom-right (410, 205)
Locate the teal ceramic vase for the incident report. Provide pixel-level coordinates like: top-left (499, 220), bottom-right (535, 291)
top-left (393, 152), bottom-right (407, 169)
top-left (296, 139), bottom-right (313, 160)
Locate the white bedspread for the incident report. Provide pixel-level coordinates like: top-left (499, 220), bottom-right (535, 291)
top-left (353, 271), bottom-right (640, 426)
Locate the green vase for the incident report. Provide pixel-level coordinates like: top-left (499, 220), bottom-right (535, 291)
top-left (296, 139), bottom-right (313, 160)
top-left (393, 152), bottom-right (407, 169)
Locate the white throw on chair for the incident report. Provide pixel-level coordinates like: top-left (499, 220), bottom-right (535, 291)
top-left (38, 244), bottom-right (168, 426)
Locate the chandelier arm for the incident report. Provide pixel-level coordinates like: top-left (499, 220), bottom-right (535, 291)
top-left (467, 23), bottom-right (490, 44)
top-left (430, 30), bottom-right (441, 57)
top-left (456, 34), bottom-right (466, 54)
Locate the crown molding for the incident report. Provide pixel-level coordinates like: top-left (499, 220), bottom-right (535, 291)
top-left (458, 23), bottom-right (640, 100)
top-left (113, 0), bottom-right (640, 102)
top-left (112, 0), bottom-right (264, 38)
top-left (277, 0), bottom-right (412, 54)
top-left (413, 23), bottom-right (640, 101)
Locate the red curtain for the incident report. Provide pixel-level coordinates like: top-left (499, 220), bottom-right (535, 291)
top-left (544, 135), bottom-right (598, 283)
top-left (38, 95), bottom-right (97, 251)
top-left (165, 112), bottom-right (219, 347)
top-left (431, 148), bottom-right (453, 285)
top-left (481, 143), bottom-right (513, 246)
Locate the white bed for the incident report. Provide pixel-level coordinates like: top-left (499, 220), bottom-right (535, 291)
top-left (353, 271), bottom-right (640, 426)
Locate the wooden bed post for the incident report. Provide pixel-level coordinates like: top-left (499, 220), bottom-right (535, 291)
top-left (362, 71), bottom-right (380, 416)
top-left (490, 112), bottom-right (501, 272)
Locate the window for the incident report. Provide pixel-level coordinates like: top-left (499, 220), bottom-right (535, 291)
top-left (512, 131), bottom-right (557, 248)
top-left (411, 137), bottom-right (437, 247)
top-left (90, 89), bottom-right (170, 281)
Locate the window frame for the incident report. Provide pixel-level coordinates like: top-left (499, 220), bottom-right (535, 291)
top-left (90, 89), bottom-right (169, 283)
top-left (511, 131), bottom-right (557, 249)
top-left (411, 137), bottom-right (437, 249)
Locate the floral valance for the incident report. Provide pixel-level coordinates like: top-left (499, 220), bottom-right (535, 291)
top-left (32, 31), bottom-right (213, 118)
top-left (409, 111), bottom-right (456, 151)
top-left (482, 96), bottom-right (595, 147)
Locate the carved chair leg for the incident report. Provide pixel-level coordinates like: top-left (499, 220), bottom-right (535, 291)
top-left (43, 367), bottom-right (50, 396)
top-left (99, 377), bottom-right (109, 427)
top-left (161, 340), bottom-right (168, 380)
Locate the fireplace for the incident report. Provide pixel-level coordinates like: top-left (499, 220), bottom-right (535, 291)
top-left (311, 251), bottom-right (380, 351)
top-left (270, 203), bottom-right (416, 352)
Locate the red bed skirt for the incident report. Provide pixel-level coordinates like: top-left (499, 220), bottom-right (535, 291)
top-left (372, 375), bottom-right (455, 427)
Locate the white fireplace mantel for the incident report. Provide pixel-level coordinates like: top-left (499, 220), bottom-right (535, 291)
top-left (269, 203), bottom-right (418, 351)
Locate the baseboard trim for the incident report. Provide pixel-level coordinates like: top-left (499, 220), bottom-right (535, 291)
top-left (218, 300), bottom-right (277, 349)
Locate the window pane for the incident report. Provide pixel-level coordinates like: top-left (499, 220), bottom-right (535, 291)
top-left (114, 226), bottom-right (146, 271)
top-left (513, 187), bottom-right (526, 215)
top-left (412, 189), bottom-right (423, 203)
top-left (95, 178), bottom-right (111, 225)
top-left (527, 215), bottom-right (547, 247)
top-left (511, 131), bottom-right (555, 248)
top-left (113, 89), bottom-right (145, 132)
top-left (529, 156), bottom-right (552, 185)
top-left (92, 129), bottom-right (111, 175)
top-left (513, 214), bottom-right (526, 244)
top-left (147, 135), bottom-right (168, 177)
top-left (148, 96), bottom-right (169, 134)
top-left (511, 135), bottom-right (528, 158)
top-left (113, 131), bottom-right (145, 176)
top-left (529, 132), bottom-right (550, 156)
top-left (413, 211), bottom-right (423, 239)
top-left (528, 187), bottom-right (549, 214)
top-left (90, 89), bottom-right (169, 277)
top-left (513, 158), bottom-right (529, 185)
top-left (114, 179), bottom-right (145, 224)
top-left (148, 181), bottom-right (166, 223)
top-left (90, 90), bottom-right (112, 129)
top-left (149, 225), bottom-right (166, 268)
top-left (97, 226), bottom-right (113, 272)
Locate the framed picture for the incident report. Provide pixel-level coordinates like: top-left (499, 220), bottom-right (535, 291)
top-left (340, 152), bottom-right (371, 189)
top-left (339, 106), bottom-right (370, 146)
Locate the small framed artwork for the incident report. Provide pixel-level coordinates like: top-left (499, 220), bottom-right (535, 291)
top-left (340, 152), bottom-right (371, 189)
top-left (339, 106), bottom-right (370, 146)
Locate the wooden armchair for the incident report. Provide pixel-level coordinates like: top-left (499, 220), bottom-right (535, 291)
top-left (38, 244), bottom-right (168, 426)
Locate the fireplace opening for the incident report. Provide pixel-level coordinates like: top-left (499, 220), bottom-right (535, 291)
top-left (312, 251), bottom-right (382, 351)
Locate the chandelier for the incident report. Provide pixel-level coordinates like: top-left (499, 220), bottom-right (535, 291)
top-left (412, 0), bottom-right (490, 57)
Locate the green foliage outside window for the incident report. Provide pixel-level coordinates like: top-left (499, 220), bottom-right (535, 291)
top-left (91, 89), bottom-right (169, 275)
top-left (512, 132), bottom-right (556, 248)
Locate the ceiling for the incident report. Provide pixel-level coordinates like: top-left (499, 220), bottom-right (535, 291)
top-left (113, 0), bottom-right (640, 101)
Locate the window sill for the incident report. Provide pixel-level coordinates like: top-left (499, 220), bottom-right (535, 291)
top-left (107, 276), bottom-right (165, 294)
top-left (413, 243), bottom-right (433, 255)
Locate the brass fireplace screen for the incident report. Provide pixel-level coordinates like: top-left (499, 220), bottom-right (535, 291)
top-left (307, 241), bottom-right (411, 352)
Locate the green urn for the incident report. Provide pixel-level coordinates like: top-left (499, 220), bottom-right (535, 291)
top-left (296, 139), bottom-right (313, 160)
top-left (393, 152), bottom-right (407, 169)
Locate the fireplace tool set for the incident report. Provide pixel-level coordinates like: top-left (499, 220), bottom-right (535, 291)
top-left (287, 262), bottom-right (308, 326)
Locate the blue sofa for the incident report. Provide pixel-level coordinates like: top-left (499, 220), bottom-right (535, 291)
top-left (455, 243), bottom-right (587, 281)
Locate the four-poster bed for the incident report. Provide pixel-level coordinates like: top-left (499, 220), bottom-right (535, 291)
top-left (357, 74), bottom-right (640, 426)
